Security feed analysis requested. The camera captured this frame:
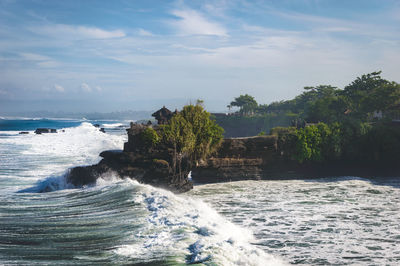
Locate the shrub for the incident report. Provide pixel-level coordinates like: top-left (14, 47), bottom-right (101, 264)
top-left (140, 127), bottom-right (160, 148)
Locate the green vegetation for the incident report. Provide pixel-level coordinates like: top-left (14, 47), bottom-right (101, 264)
top-left (275, 123), bottom-right (342, 163)
top-left (160, 103), bottom-right (224, 181)
top-left (274, 121), bottom-right (400, 164)
top-left (140, 127), bottom-right (161, 147)
top-left (219, 71), bottom-right (400, 138)
top-left (228, 94), bottom-right (258, 115)
top-left (215, 112), bottom-right (298, 138)
top-left (222, 71), bottom-right (400, 164)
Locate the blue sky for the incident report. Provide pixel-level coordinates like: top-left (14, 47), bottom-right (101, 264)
top-left (0, 0), bottom-right (399, 113)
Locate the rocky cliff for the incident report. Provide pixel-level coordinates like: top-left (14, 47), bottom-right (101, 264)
top-left (66, 122), bottom-right (400, 193)
top-left (67, 123), bottom-right (193, 193)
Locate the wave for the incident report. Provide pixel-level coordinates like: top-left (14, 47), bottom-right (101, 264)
top-left (18, 173), bottom-right (74, 193)
top-left (114, 179), bottom-right (287, 265)
top-left (21, 172), bottom-right (286, 265)
top-left (4, 122), bottom-right (125, 158)
top-left (19, 169), bottom-right (125, 193)
top-left (0, 122), bottom-right (126, 191)
top-left (101, 123), bottom-right (126, 129)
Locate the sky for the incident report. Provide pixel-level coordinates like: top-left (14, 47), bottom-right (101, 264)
top-left (0, 0), bottom-right (399, 113)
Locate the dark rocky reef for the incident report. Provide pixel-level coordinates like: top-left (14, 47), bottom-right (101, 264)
top-left (34, 128), bottom-right (57, 134)
top-left (67, 122), bottom-right (193, 193)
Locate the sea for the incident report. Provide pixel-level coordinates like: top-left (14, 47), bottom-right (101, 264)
top-left (0, 118), bottom-right (399, 265)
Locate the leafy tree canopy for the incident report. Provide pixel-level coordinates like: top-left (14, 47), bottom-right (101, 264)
top-left (160, 102), bottom-right (224, 179)
top-left (229, 71), bottom-right (400, 124)
top-left (230, 94), bottom-right (258, 115)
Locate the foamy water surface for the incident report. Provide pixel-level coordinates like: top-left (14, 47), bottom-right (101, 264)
top-left (0, 121), bottom-right (399, 265)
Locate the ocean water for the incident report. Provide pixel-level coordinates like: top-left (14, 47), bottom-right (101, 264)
top-left (0, 119), bottom-right (399, 265)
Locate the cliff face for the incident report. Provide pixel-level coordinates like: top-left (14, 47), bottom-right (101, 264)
top-left (192, 135), bottom-right (400, 184)
top-left (192, 136), bottom-right (284, 183)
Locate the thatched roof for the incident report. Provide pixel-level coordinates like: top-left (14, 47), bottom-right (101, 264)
top-left (152, 106), bottom-right (173, 125)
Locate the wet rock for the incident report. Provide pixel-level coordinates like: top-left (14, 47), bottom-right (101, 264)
top-left (34, 128), bottom-right (57, 134)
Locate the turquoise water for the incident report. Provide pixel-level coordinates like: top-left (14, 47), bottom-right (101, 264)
top-left (0, 117), bottom-right (128, 131)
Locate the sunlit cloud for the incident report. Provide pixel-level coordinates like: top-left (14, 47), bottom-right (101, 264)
top-left (170, 8), bottom-right (228, 36)
top-left (20, 53), bottom-right (52, 61)
top-left (81, 83), bottom-right (92, 92)
top-left (0, 0), bottom-right (398, 112)
top-left (54, 84), bottom-right (65, 92)
top-left (31, 24), bottom-right (126, 40)
top-left (137, 28), bottom-right (154, 37)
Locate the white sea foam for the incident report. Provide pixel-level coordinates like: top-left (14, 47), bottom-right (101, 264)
top-left (2, 120), bottom-right (285, 264)
top-left (101, 123), bottom-right (126, 128)
top-left (115, 180), bottom-right (287, 265)
top-left (3, 122), bottom-right (125, 161)
top-left (189, 179), bottom-right (400, 265)
top-left (0, 122), bottom-right (126, 191)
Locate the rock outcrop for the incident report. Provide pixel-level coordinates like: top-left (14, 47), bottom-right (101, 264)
top-left (66, 121), bottom-right (400, 193)
top-left (67, 122), bottom-right (193, 193)
top-left (192, 136), bottom-right (283, 183)
top-left (191, 135), bottom-right (400, 183)
top-left (34, 128), bottom-right (57, 134)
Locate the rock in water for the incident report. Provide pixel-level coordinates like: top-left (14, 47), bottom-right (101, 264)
top-left (34, 128), bottom-right (57, 134)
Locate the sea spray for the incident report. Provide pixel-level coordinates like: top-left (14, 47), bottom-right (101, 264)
top-left (0, 122), bottom-right (126, 192)
top-left (114, 179), bottom-right (287, 265)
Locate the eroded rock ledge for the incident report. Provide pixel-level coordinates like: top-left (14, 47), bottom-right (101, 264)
top-left (67, 123), bottom-right (400, 193)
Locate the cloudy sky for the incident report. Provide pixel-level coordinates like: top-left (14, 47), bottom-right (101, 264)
top-left (0, 0), bottom-right (399, 113)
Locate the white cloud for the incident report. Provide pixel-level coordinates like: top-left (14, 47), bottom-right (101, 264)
top-left (37, 61), bottom-right (58, 68)
top-left (54, 84), bottom-right (65, 92)
top-left (81, 82), bottom-right (92, 92)
top-left (32, 24), bottom-right (126, 40)
top-left (170, 9), bottom-right (228, 36)
top-left (137, 28), bottom-right (154, 36)
top-left (95, 86), bottom-right (103, 91)
top-left (18, 53), bottom-right (58, 68)
top-left (20, 53), bottom-right (52, 61)
top-left (272, 9), bottom-right (397, 39)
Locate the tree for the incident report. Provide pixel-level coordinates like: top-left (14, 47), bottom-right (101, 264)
top-left (161, 103), bottom-right (224, 181)
top-left (230, 94), bottom-right (258, 115)
top-left (161, 113), bottom-right (196, 182)
top-left (291, 123), bottom-right (341, 163)
top-left (140, 127), bottom-right (160, 148)
top-left (179, 104), bottom-right (224, 163)
top-left (340, 71), bottom-right (392, 120)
